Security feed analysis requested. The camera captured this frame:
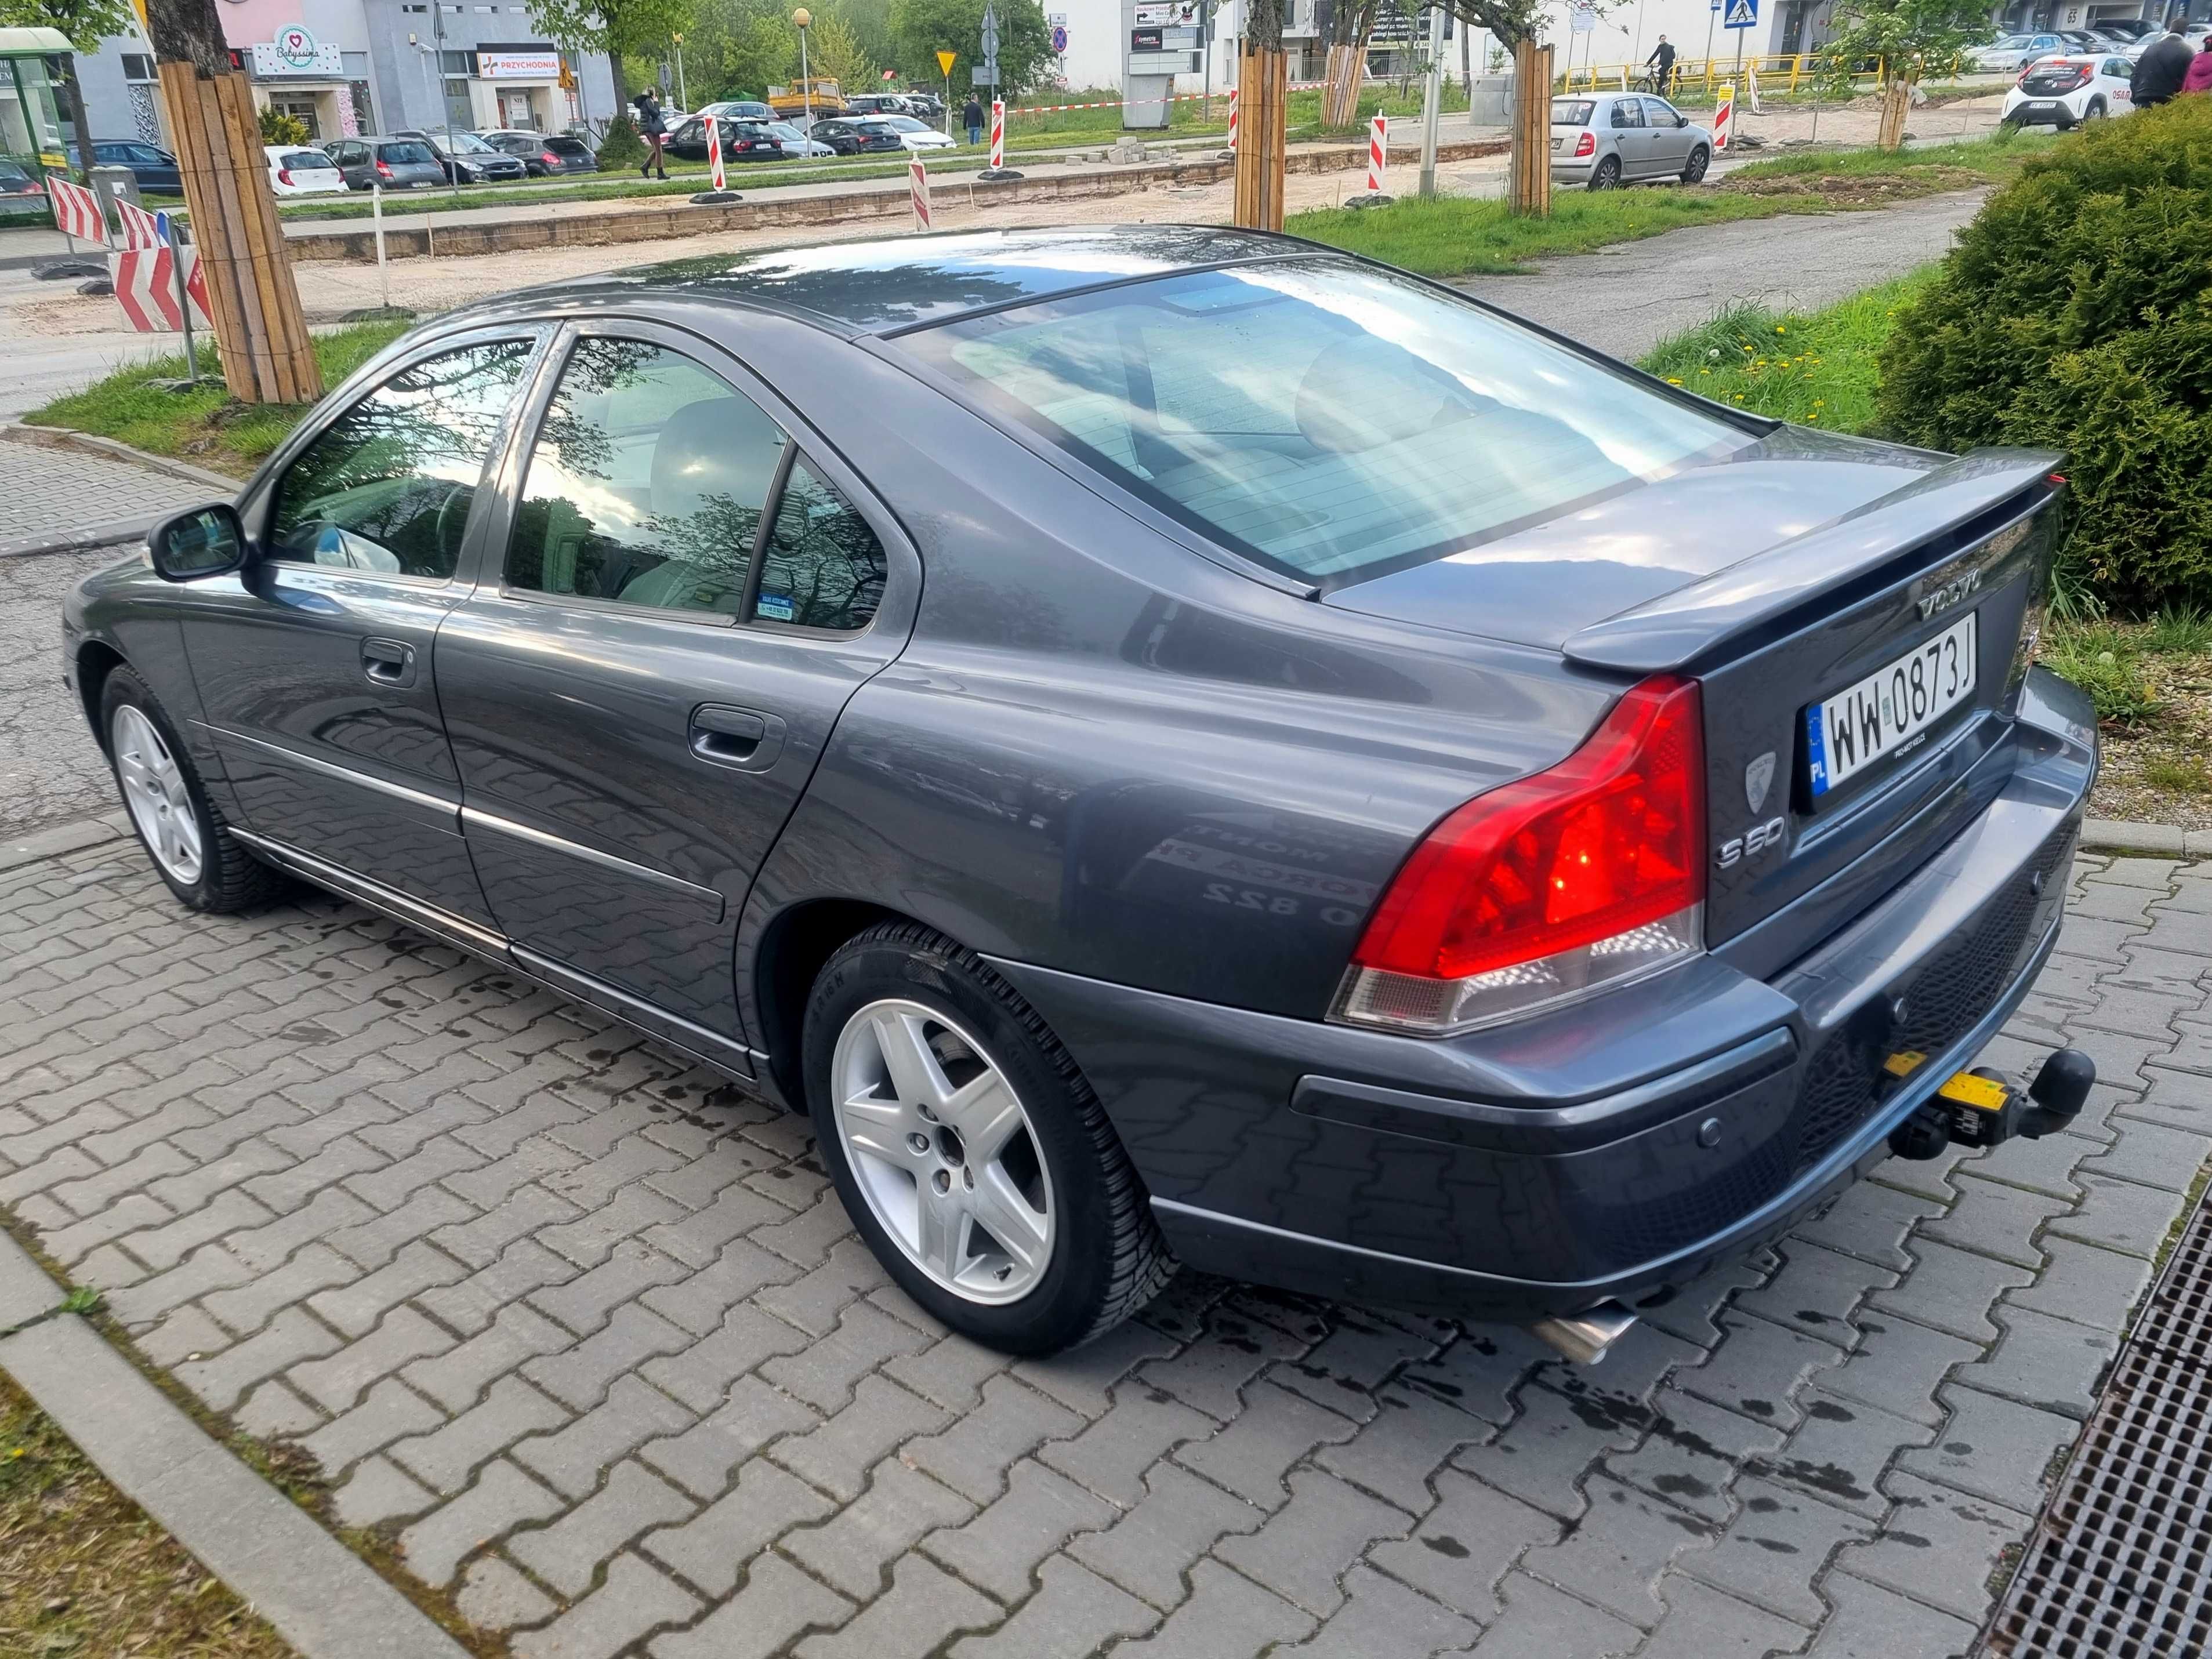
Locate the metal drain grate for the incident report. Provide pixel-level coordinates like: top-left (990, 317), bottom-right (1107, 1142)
top-left (1986, 1185), bottom-right (2212, 1658)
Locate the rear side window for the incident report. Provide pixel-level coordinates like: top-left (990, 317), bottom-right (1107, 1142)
top-left (752, 458), bottom-right (887, 630)
top-left (902, 259), bottom-right (1746, 587)
top-left (1551, 99), bottom-right (1594, 125)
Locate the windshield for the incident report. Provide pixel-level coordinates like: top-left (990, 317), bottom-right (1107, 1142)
top-left (902, 259), bottom-right (1749, 586)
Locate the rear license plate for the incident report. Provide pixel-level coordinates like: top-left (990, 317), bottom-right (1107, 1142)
top-left (1805, 612), bottom-right (1977, 797)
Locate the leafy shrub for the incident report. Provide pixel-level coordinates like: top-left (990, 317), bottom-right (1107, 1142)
top-left (596, 114), bottom-right (646, 169)
top-left (258, 107), bottom-right (310, 147)
top-left (1874, 97), bottom-right (2212, 611)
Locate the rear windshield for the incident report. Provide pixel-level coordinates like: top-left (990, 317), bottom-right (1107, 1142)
top-left (901, 259), bottom-right (1747, 586)
top-left (379, 142), bottom-right (437, 163)
top-left (281, 150), bottom-right (332, 169)
top-left (1551, 99), bottom-right (1595, 125)
top-left (545, 137), bottom-right (589, 154)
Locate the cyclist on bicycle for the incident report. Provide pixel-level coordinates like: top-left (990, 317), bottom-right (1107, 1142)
top-left (1645, 35), bottom-right (1677, 93)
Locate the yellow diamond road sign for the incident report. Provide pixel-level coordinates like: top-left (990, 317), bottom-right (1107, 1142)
top-left (937, 49), bottom-right (958, 74)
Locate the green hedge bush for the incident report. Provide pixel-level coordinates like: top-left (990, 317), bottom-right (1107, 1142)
top-left (596, 114), bottom-right (647, 169)
top-left (1875, 99), bottom-right (2212, 610)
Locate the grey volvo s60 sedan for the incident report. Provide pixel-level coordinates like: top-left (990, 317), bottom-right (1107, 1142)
top-left (63, 227), bottom-right (2098, 1359)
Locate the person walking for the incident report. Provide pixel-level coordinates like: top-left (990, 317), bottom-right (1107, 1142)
top-left (635, 89), bottom-right (669, 180)
top-left (962, 95), bottom-right (985, 147)
top-left (2184, 37), bottom-right (2212, 92)
top-left (1647, 35), bottom-right (1677, 94)
top-left (2131, 18), bottom-right (2194, 108)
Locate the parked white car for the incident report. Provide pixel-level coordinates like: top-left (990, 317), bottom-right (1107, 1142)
top-left (1972, 31), bottom-right (2067, 72)
top-left (264, 143), bottom-right (346, 195)
top-left (878, 115), bottom-right (958, 151)
top-left (2001, 53), bottom-right (2137, 128)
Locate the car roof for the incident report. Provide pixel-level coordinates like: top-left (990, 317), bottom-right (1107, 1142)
top-left (500, 224), bottom-right (1310, 338)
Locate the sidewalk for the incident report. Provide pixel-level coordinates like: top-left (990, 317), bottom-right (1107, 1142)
top-left (2, 820), bottom-right (2206, 1659)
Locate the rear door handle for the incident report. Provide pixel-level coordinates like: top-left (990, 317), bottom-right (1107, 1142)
top-left (361, 637), bottom-right (416, 687)
top-left (689, 703), bottom-right (786, 771)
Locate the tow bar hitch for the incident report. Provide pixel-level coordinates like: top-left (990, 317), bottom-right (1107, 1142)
top-left (1887, 1048), bottom-right (2097, 1160)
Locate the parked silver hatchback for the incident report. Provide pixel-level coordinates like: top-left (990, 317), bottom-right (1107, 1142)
top-left (1551, 92), bottom-right (1714, 189)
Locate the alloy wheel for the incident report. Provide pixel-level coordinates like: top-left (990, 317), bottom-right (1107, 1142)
top-left (112, 703), bottom-right (202, 884)
top-left (831, 998), bottom-right (1056, 1304)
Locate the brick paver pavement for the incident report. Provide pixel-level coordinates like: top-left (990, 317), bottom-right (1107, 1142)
top-left (3, 832), bottom-right (2209, 1658)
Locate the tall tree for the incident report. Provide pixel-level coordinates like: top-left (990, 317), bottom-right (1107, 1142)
top-left (1320, 0), bottom-right (1381, 128)
top-left (141, 0), bottom-right (321, 402)
top-left (528, 0), bottom-right (698, 100)
top-left (887, 0), bottom-right (1052, 95)
top-left (808, 9), bottom-right (877, 88)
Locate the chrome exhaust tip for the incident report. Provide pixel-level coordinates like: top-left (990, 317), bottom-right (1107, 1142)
top-left (1529, 1301), bottom-right (1639, 1366)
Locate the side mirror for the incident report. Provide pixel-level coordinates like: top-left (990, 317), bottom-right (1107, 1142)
top-left (148, 502), bottom-right (249, 582)
top-left (1677, 114), bottom-right (1689, 126)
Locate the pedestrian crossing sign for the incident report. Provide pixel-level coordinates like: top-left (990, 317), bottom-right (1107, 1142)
top-left (1724, 0), bottom-right (1757, 26)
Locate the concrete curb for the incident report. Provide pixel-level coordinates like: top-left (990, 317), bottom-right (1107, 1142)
top-left (0, 1243), bottom-right (471, 1659)
top-left (3, 422), bottom-right (244, 495)
top-left (0, 511), bottom-right (162, 561)
top-left (1, 812), bottom-right (132, 873)
top-left (2082, 818), bottom-right (2212, 858)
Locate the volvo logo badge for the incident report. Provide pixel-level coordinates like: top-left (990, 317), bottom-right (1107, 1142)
top-left (1746, 752), bottom-right (1776, 815)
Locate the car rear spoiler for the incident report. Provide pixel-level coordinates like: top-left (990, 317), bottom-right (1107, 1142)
top-left (1561, 449), bottom-right (2066, 676)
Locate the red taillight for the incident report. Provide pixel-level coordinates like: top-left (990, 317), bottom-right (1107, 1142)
top-left (542, 151), bottom-right (559, 164)
top-left (375, 159), bottom-right (393, 176)
top-left (1339, 677), bottom-right (1706, 1033)
top-left (278, 168), bottom-right (292, 184)
top-left (1574, 130), bottom-right (1595, 157)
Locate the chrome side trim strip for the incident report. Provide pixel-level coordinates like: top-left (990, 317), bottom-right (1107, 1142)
top-left (225, 826), bottom-right (507, 953)
top-left (197, 723), bottom-right (459, 824)
top-left (460, 805), bottom-right (726, 914)
top-left (510, 945), bottom-right (761, 1076)
top-left (225, 827), bottom-right (765, 1081)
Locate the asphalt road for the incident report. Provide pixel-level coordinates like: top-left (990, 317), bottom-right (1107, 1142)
top-left (1455, 188), bottom-right (1988, 363)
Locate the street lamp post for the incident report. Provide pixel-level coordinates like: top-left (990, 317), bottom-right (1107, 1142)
top-left (673, 32), bottom-right (686, 108)
top-left (793, 9), bottom-right (813, 130)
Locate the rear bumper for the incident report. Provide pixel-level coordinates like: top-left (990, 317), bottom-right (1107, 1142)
top-left (991, 667), bottom-right (2097, 1322)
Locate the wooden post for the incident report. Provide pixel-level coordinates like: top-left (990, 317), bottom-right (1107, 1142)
top-left (1507, 39), bottom-right (1552, 218)
top-left (1231, 41), bottom-right (1289, 230)
top-left (1876, 72), bottom-right (1910, 150)
top-left (146, 0), bottom-right (322, 405)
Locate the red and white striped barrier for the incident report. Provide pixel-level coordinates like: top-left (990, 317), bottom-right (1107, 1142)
top-left (909, 156), bottom-right (931, 230)
top-left (1226, 86), bottom-right (1238, 152)
top-left (108, 244), bottom-right (213, 333)
top-left (989, 98), bottom-right (1005, 170)
top-left (706, 114), bottom-right (727, 191)
top-left (1366, 114), bottom-right (1387, 193)
top-left (114, 197), bottom-right (161, 250)
top-left (48, 173), bottom-right (102, 243)
top-left (1712, 84), bottom-right (1735, 151)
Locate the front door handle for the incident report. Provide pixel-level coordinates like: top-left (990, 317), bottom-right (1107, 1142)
top-left (690, 703), bottom-right (785, 771)
top-left (361, 637), bottom-right (416, 687)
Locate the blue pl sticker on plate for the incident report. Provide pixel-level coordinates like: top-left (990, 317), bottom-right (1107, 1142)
top-left (1805, 703), bottom-right (1830, 796)
top-left (757, 592), bottom-right (796, 622)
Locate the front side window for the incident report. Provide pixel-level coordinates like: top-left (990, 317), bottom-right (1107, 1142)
top-left (1644, 98), bottom-right (1680, 125)
top-left (902, 259), bottom-right (1748, 587)
top-left (505, 337), bottom-right (788, 617)
top-left (268, 337), bottom-right (535, 578)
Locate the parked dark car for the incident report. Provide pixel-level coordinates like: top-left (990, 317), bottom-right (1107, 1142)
top-left (397, 128), bottom-right (529, 184)
top-left (321, 136), bottom-right (446, 191)
top-left (90, 139), bottom-right (182, 195)
top-left (477, 130), bottom-right (599, 177)
top-left (664, 116), bottom-right (786, 162)
top-left (61, 227), bottom-right (2097, 1359)
top-left (806, 116), bottom-right (905, 155)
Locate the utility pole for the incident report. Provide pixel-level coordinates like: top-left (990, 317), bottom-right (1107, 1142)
top-left (142, 0), bottom-right (322, 403)
top-left (1417, 0), bottom-right (1443, 196)
top-left (433, 0), bottom-right (459, 200)
top-left (794, 9), bottom-right (813, 128)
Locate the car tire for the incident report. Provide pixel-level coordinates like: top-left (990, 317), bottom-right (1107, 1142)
top-left (100, 667), bottom-right (287, 914)
top-left (2082, 99), bottom-right (2106, 121)
top-left (1681, 144), bottom-right (1710, 183)
top-left (1590, 154), bottom-right (1623, 190)
top-left (803, 921), bottom-right (1176, 1355)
